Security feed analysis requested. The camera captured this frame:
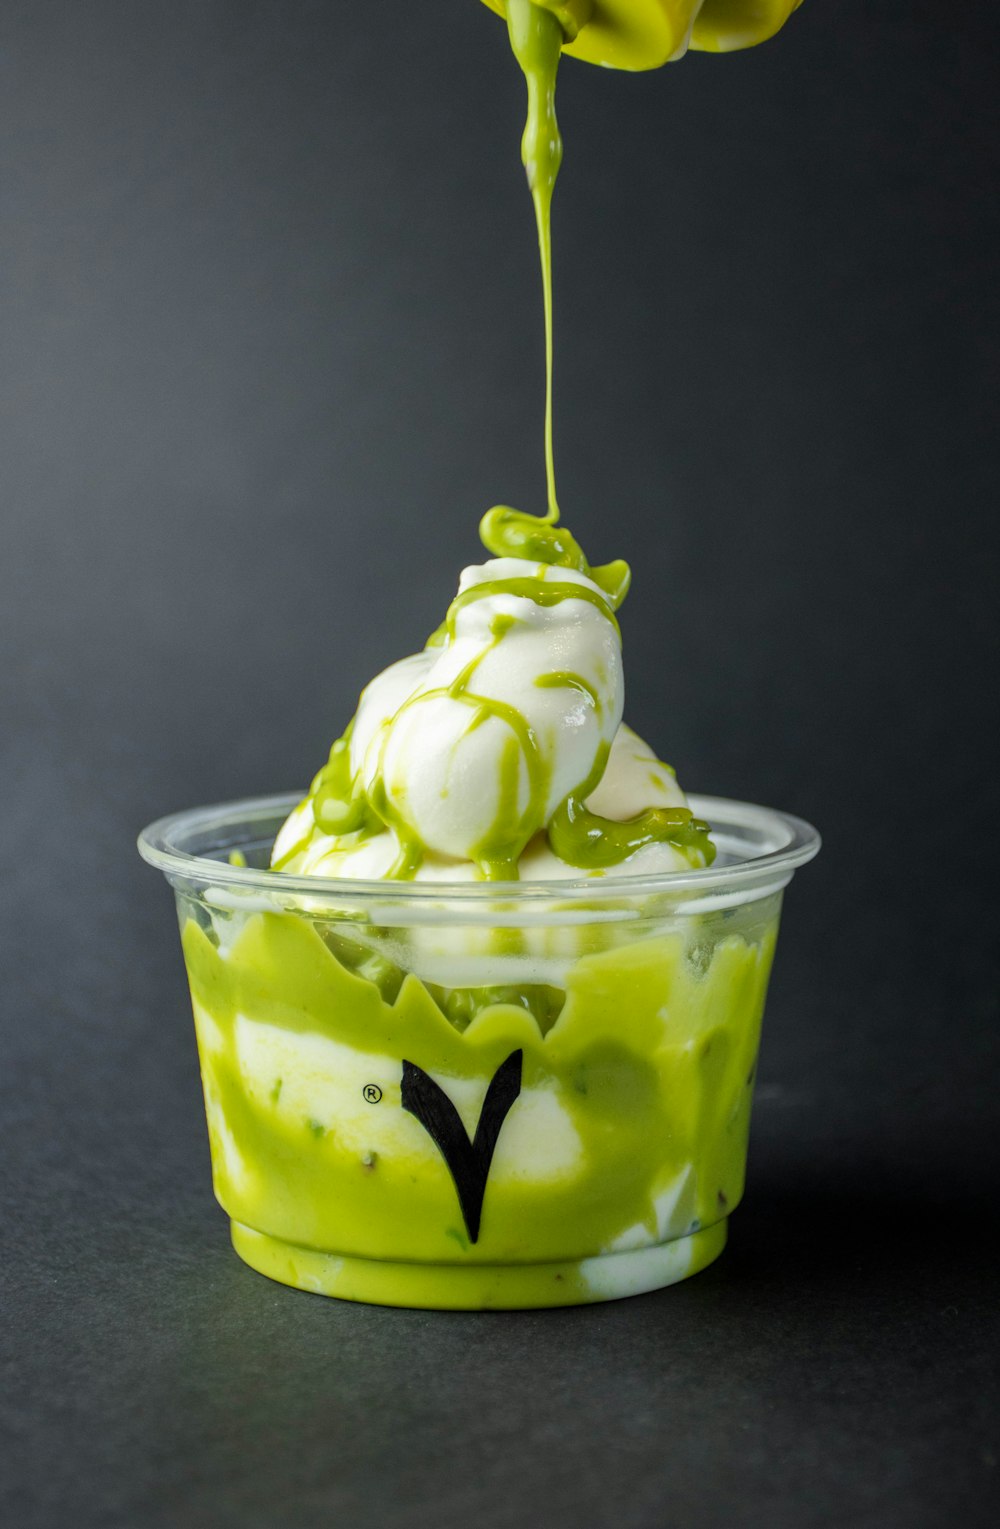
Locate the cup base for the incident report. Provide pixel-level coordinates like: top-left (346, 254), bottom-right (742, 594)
top-left (229, 1219), bottom-right (727, 1309)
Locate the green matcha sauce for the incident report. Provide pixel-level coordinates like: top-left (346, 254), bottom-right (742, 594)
top-left (505, 0), bottom-right (564, 524)
top-left (271, 0), bottom-right (716, 883)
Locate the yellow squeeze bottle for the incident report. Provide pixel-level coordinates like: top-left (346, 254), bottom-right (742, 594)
top-left (479, 0), bottom-right (804, 70)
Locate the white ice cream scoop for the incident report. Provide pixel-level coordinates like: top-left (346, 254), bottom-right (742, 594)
top-left (364, 558), bottom-right (623, 867)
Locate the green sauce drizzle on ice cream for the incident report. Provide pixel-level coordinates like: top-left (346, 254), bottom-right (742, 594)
top-left (269, 523), bottom-right (716, 882)
top-left (269, 0), bottom-right (806, 887)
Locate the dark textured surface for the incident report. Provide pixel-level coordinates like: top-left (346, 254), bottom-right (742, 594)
top-left (2, 2), bottom-right (998, 1526)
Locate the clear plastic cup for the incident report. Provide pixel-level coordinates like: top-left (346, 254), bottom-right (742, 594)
top-left (138, 794), bottom-right (819, 1309)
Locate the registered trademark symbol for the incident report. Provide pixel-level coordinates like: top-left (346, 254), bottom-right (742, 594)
top-left (363, 1084), bottom-right (382, 1104)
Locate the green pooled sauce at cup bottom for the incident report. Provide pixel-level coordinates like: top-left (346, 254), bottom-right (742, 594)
top-left (180, 902), bottom-right (776, 1301)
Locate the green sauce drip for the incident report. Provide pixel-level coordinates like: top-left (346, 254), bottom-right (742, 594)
top-left (506, 0), bottom-right (563, 524)
top-left (491, 6), bottom-right (635, 609)
top-left (385, 617), bottom-right (552, 878)
top-left (311, 729), bottom-right (369, 836)
top-left (534, 670), bottom-right (601, 712)
top-left (547, 742), bottom-right (718, 871)
top-left (479, 504), bottom-right (631, 609)
top-left (549, 794), bottom-right (718, 870)
top-left (363, 773), bottom-right (425, 880)
top-left (490, 1), bottom-right (641, 623)
top-left (446, 575), bottom-right (621, 639)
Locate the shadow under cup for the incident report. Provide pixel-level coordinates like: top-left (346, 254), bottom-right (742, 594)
top-left (138, 794), bottom-right (819, 1309)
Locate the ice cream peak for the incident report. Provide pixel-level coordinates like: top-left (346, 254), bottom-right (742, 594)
top-left (271, 510), bottom-right (715, 882)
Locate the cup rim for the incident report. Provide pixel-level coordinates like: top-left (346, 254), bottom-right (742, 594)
top-left (137, 791), bottom-right (821, 904)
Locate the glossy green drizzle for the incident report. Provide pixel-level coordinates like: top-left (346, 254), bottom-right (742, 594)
top-left (550, 793), bottom-right (717, 870)
top-left (479, 504), bottom-right (631, 609)
top-left (475, 2), bottom-right (713, 872)
top-left (548, 739), bottom-right (716, 870)
top-left (311, 727), bottom-right (369, 836)
top-left (271, 723), bottom-right (377, 873)
top-left (534, 670), bottom-right (601, 712)
top-left (506, 0), bottom-right (563, 523)
top-left (446, 575), bottom-right (621, 639)
top-left (485, 5), bottom-right (632, 612)
top-left (411, 614), bottom-right (552, 875)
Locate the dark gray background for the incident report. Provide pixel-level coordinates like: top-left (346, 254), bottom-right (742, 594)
top-left (2, 2), bottom-right (998, 1526)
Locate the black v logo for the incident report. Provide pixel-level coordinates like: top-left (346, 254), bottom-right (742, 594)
top-left (401, 1050), bottom-right (523, 1244)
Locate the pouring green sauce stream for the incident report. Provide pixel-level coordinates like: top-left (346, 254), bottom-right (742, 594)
top-left (506, 0), bottom-right (564, 526)
top-left (483, 2), bottom-right (632, 608)
top-left (271, 0), bottom-right (720, 882)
